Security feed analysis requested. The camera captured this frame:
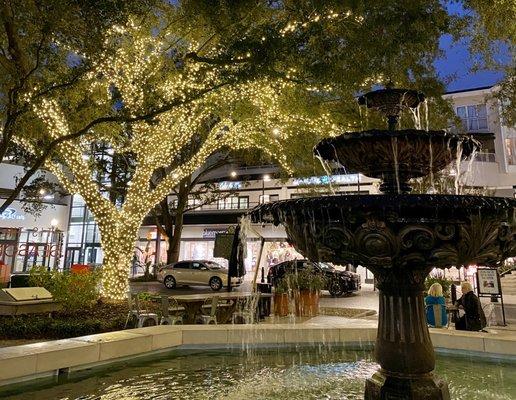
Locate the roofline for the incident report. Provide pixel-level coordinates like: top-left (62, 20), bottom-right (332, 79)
top-left (444, 85), bottom-right (494, 95)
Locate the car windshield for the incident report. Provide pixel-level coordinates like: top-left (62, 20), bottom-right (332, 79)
top-left (205, 261), bottom-right (223, 270)
top-left (318, 262), bottom-right (334, 271)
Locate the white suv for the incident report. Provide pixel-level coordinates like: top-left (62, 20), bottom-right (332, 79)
top-left (157, 260), bottom-right (243, 291)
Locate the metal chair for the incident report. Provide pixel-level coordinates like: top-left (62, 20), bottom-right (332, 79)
top-left (232, 293), bottom-right (260, 324)
top-left (199, 296), bottom-right (218, 325)
top-left (160, 296), bottom-right (183, 325)
top-left (125, 292), bottom-right (158, 328)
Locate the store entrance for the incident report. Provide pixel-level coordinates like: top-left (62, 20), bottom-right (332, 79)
top-left (65, 247), bottom-right (82, 269)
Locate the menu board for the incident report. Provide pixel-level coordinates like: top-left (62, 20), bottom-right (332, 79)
top-left (477, 269), bottom-right (501, 295)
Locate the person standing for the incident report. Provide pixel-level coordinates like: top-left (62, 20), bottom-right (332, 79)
top-left (455, 281), bottom-right (487, 331)
top-left (425, 283), bottom-right (447, 327)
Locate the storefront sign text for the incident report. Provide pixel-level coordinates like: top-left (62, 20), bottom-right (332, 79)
top-left (0, 208), bottom-right (25, 221)
top-left (292, 174), bottom-right (360, 186)
top-left (202, 228), bottom-right (228, 239)
top-left (0, 243), bottom-right (62, 258)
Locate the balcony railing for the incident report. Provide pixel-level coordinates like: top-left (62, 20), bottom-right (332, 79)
top-left (473, 152), bottom-right (496, 163)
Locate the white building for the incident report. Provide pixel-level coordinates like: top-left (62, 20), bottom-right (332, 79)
top-left (0, 163), bottom-right (69, 284)
top-left (444, 85), bottom-right (516, 197)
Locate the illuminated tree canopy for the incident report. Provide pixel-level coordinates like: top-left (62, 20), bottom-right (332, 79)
top-left (1, 0), bottom-right (513, 298)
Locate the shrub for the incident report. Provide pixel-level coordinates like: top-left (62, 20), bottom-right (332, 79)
top-left (0, 303), bottom-right (127, 340)
top-left (284, 267), bottom-right (326, 292)
top-left (28, 267), bottom-right (101, 310)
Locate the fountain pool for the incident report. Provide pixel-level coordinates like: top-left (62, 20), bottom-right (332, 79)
top-left (2, 347), bottom-right (515, 400)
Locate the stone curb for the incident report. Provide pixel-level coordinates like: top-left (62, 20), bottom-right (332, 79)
top-left (0, 323), bottom-right (515, 389)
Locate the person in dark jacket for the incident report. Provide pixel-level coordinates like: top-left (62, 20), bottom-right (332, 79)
top-left (455, 281), bottom-right (487, 331)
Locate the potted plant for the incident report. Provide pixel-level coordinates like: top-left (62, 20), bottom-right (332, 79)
top-left (288, 268), bottom-right (326, 317)
top-left (273, 277), bottom-right (290, 317)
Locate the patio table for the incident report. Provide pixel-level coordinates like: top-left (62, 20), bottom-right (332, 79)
top-left (446, 304), bottom-right (459, 327)
top-left (170, 292), bottom-right (272, 324)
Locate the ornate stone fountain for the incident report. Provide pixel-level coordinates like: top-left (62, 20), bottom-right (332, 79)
top-left (250, 86), bottom-right (516, 399)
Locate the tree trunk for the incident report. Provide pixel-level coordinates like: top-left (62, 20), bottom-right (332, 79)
top-left (98, 219), bottom-right (140, 300)
top-left (168, 210), bottom-right (184, 263)
top-left (160, 176), bottom-right (190, 264)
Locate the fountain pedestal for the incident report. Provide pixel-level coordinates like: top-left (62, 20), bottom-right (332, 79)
top-left (365, 269), bottom-right (450, 400)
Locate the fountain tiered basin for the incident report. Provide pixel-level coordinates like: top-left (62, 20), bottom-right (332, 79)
top-left (315, 130), bottom-right (479, 193)
top-left (250, 86), bottom-right (516, 400)
top-left (252, 194), bottom-right (515, 269)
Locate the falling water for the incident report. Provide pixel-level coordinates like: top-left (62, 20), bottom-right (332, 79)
top-left (315, 151), bottom-right (337, 195)
top-left (424, 99), bottom-right (429, 132)
top-left (454, 142), bottom-right (463, 195)
top-left (461, 144), bottom-right (478, 192)
top-left (409, 106), bottom-right (421, 130)
top-left (391, 137), bottom-right (401, 193)
top-left (429, 137), bottom-right (435, 191)
top-left (358, 103), bottom-right (364, 131)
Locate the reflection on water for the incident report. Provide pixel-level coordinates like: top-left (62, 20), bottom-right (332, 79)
top-left (3, 348), bottom-right (516, 400)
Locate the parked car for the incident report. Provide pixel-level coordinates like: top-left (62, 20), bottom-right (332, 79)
top-left (157, 260), bottom-right (243, 291)
top-left (267, 259), bottom-right (361, 297)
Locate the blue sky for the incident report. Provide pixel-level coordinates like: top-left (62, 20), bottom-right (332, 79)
top-left (435, 2), bottom-right (507, 92)
top-left (436, 36), bottom-right (506, 92)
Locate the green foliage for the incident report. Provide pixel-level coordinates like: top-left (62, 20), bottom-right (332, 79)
top-left (0, 303), bottom-right (127, 340)
top-left (424, 275), bottom-right (453, 297)
top-left (274, 276), bottom-right (290, 295)
top-left (283, 268), bottom-right (326, 293)
top-left (28, 266), bottom-right (101, 310)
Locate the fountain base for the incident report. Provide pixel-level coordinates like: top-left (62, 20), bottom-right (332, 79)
top-left (365, 370), bottom-right (450, 400)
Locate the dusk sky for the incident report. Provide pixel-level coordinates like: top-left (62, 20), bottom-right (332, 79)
top-left (436, 2), bottom-right (507, 92)
top-left (436, 35), bottom-right (506, 92)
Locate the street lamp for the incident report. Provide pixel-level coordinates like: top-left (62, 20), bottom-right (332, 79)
top-left (261, 174), bottom-right (271, 204)
top-left (230, 170), bottom-right (237, 178)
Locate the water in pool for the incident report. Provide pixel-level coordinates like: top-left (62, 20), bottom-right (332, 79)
top-left (2, 348), bottom-right (515, 399)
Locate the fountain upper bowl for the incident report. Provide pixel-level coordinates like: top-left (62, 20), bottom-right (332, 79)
top-left (314, 129), bottom-right (480, 194)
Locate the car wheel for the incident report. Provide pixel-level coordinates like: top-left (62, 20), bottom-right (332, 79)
top-left (328, 280), bottom-right (344, 297)
top-left (209, 277), bottom-right (223, 291)
top-left (164, 275), bottom-right (176, 289)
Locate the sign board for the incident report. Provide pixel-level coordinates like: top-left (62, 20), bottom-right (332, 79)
top-left (0, 208), bottom-right (25, 221)
top-left (202, 228), bottom-right (228, 239)
top-left (476, 268), bottom-right (501, 295)
top-left (292, 174), bottom-right (360, 186)
top-left (213, 233), bottom-right (234, 259)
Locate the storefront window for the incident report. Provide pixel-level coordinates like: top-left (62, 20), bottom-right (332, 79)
top-left (217, 196), bottom-right (249, 210)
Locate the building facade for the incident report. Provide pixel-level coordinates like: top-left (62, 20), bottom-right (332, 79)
top-left (0, 163), bottom-right (69, 284)
top-left (444, 85), bottom-right (516, 197)
top-left (1, 85), bottom-right (514, 283)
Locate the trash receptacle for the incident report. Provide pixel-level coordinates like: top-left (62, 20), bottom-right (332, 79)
top-left (9, 273), bottom-right (31, 288)
top-left (257, 283), bottom-right (272, 319)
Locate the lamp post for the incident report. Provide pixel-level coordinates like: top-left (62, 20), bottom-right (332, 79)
top-left (261, 174), bottom-right (270, 204)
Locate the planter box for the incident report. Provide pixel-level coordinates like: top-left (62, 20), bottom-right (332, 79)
top-left (295, 290), bottom-right (319, 317)
top-left (273, 293), bottom-right (289, 317)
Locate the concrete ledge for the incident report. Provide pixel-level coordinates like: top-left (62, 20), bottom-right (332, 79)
top-left (0, 323), bottom-right (515, 389)
top-left (74, 330), bottom-right (153, 361)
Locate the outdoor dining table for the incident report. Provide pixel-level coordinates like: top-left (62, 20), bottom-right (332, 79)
top-left (170, 292), bottom-right (272, 324)
top-left (446, 304), bottom-right (459, 327)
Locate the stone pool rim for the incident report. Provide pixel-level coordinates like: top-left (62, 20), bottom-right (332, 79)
top-left (0, 324), bottom-right (515, 393)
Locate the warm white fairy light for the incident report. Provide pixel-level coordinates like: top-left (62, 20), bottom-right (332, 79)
top-left (19, 20), bottom-right (341, 300)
